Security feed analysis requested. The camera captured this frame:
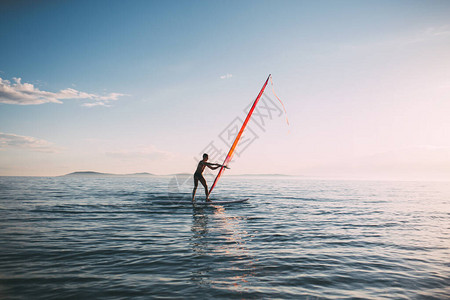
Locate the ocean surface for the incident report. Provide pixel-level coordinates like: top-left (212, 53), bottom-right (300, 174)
top-left (0, 176), bottom-right (449, 299)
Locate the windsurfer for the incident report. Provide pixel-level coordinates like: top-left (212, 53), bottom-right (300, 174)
top-left (192, 153), bottom-right (228, 202)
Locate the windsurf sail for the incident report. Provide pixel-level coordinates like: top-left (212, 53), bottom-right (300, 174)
top-left (208, 74), bottom-right (271, 196)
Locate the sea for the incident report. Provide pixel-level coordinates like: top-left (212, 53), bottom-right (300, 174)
top-left (0, 175), bottom-right (449, 299)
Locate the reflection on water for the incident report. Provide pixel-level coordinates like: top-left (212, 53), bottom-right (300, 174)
top-left (190, 205), bottom-right (256, 293)
top-left (191, 207), bottom-right (210, 254)
top-left (190, 207), bottom-right (211, 287)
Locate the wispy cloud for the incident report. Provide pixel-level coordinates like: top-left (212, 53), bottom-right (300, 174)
top-left (82, 101), bottom-right (111, 108)
top-left (337, 24), bottom-right (450, 53)
top-left (0, 132), bottom-right (61, 153)
top-left (0, 77), bottom-right (125, 106)
top-left (422, 25), bottom-right (450, 37)
top-left (220, 73), bottom-right (233, 79)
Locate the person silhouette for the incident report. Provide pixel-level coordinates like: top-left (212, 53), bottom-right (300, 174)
top-left (192, 153), bottom-right (228, 202)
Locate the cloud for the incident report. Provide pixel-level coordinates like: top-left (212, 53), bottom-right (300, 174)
top-left (0, 77), bottom-right (125, 106)
top-left (422, 25), bottom-right (450, 37)
top-left (336, 24), bottom-right (450, 54)
top-left (82, 101), bottom-right (110, 107)
top-left (220, 73), bottom-right (233, 79)
top-left (0, 132), bottom-right (61, 153)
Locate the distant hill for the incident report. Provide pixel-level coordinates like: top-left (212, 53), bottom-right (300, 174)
top-left (127, 172), bottom-right (156, 176)
top-left (62, 171), bottom-right (292, 177)
top-left (169, 173), bottom-right (192, 176)
top-left (63, 171), bottom-right (155, 177)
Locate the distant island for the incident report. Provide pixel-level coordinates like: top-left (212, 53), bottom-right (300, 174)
top-left (63, 171), bottom-right (156, 177)
top-left (62, 171), bottom-right (293, 177)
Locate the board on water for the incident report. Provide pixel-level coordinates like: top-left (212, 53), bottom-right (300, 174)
top-left (194, 198), bottom-right (249, 205)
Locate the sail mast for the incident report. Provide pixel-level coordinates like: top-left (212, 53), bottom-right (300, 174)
top-left (208, 74), bottom-right (271, 196)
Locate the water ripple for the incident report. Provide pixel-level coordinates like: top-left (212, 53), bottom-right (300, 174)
top-left (0, 177), bottom-right (449, 299)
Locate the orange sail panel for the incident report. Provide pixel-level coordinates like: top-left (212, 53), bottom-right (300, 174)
top-left (208, 74), bottom-right (271, 196)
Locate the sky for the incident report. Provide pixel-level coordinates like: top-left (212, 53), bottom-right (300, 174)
top-left (1, 0), bottom-right (450, 180)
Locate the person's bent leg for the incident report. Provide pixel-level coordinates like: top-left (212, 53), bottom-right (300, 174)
top-left (199, 177), bottom-right (210, 201)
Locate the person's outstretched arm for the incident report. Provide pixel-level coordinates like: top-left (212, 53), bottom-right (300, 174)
top-left (206, 163), bottom-right (229, 170)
